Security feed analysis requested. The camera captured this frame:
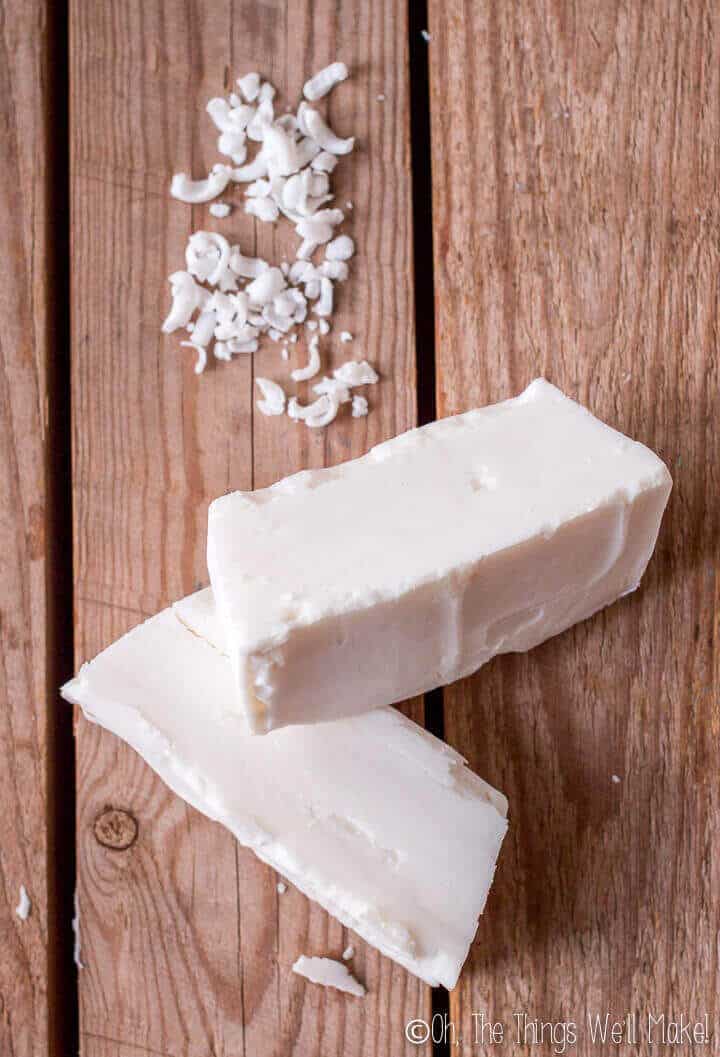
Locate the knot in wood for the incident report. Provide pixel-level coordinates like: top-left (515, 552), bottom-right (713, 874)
top-left (93, 807), bottom-right (138, 851)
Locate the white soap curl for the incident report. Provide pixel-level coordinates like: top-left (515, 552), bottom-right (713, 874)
top-left (207, 97), bottom-right (239, 132)
top-left (291, 336), bottom-right (321, 381)
top-left (292, 955), bottom-right (365, 997)
top-left (311, 150), bottom-right (339, 173)
top-left (245, 178), bottom-right (272, 197)
top-left (334, 360), bottom-right (379, 386)
top-left (247, 97), bottom-right (274, 141)
top-left (262, 124), bottom-right (311, 178)
top-left (296, 209), bottom-right (344, 247)
top-left (232, 154), bottom-right (269, 183)
top-left (245, 196), bottom-right (280, 222)
top-left (256, 377), bottom-right (287, 416)
top-left (162, 272), bottom-right (209, 333)
top-left (186, 308), bottom-right (216, 348)
top-left (180, 342), bottom-right (208, 375)
top-left (288, 392), bottom-right (340, 428)
top-left (237, 71), bottom-right (261, 101)
top-left (229, 249), bottom-right (269, 279)
top-left (246, 267), bottom-right (286, 306)
top-left (217, 129), bottom-right (247, 164)
top-left (303, 107), bottom-right (355, 155)
top-left (170, 167), bottom-right (231, 203)
top-left (325, 235), bottom-right (355, 261)
top-left (312, 376), bottom-right (351, 404)
top-left (303, 62), bottom-right (349, 102)
top-left (319, 260), bottom-right (349, 282)
top-left (186, 231), bottom-right (235, 289)
top-left (351, 394), bottom-right (369, 418)
top-left (296, 238), bottom-right (318, 261)
top-left (313, 277), bottom-right (334, 317)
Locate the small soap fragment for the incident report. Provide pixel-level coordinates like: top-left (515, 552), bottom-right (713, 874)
top-left (612, 774), bottom-right (621, 784)
top-left (62, 589), bottom-right (508, 989)
top-left (73, 890), bottom-right (85, 969)
top-left (277, 881), bottom-right (287, 894)
top-left (342, 944), bottom-right (355, 961)
top-left (237, 72), bottom-right (261, 102)
top-left (15, 885), bottom-right (31, 921)
top-left (292, 955), bottom-right (365, 997)
top-left (333, 360), bottom-right (378, 386)
top-left (171, 169), bottom-right (231, 203)
top-left (303, 62), bottom-right (349, 102)
top-left (256, 377), bottom-right (286, 416)
top-left (207, 380), bottom-right (672, 734)
top-left (209, 202), bottom-right (231, 218)
top-left (351, 394), bottom-right (368, 418)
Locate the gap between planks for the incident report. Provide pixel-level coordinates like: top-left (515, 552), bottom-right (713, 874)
top-left (45, 0), bottom-right (79, 1054)
top-left (408, 0), bottom-right (452, 1052)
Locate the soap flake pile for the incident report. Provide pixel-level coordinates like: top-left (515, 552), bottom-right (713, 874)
top-left (163, 64), bottom-right (379, 429)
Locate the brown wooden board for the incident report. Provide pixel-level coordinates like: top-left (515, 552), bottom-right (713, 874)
top-left (427, 1), bottom-right (719, 1053)
top-left (71, 1), bottom-right (429, 1054)
top-left (0, 2), bottom-right (63, 1054)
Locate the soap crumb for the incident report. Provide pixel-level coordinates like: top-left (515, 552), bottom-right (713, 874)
top-left (73, 889), bottom-right (85, 969)
top-left (209, 202), bottom-right (231, 218)
top-left (346, 201), bottom-right (354, 210)
top-left (340, 331), bottom-right (353, 343)
top-left (611, 774), bottom-right (621, 784)
top-left (15, 885), bottom-right (31, 921)
top-left (351, 394), bottom-right (368, 418)
top-left (293, 955), bottom-right (365, 997)
top-left (277, 881), bottom-right (287, 894)
top-left (377, 93), bottom-right (385, 102)
top-left (342, 944), bottom-right (354, 961)
top-left (421, 29), bottom-right (432, 42)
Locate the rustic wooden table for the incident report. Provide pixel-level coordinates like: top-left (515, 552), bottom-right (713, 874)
top-left (1, 1), bottom-right (717, 1055)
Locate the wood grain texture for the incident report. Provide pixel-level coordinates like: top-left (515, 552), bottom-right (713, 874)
top-left (71, 1), bottom-right (428, 1054)
top-left (428, 0), bottom-right (719, 1052)
top-left (0, 2), bottom-right (58, 1054)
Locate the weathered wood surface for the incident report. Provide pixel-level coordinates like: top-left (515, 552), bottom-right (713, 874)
top-left (71, 1), bottom-right (427, 1055)
top-left (428, 1), bottom-right (719, 1052)
top-left (0, 2), bottom-right (58, 1054)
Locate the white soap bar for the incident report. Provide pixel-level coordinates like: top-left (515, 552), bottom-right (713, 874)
top-left (292, 955), bottom-right (365, 997)
top-left (62, 589), bottom-right (508, 989)
top-left (208, 379), bottom-right (672, 733)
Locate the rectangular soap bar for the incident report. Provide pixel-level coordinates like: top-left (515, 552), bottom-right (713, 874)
top-left (208, 379), bottom-right (672, 733)
top-left (62, 588), bottom-right (508, 990)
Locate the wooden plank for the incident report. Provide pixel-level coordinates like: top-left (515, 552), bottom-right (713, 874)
top-left (0, 2), bottom-right (63, 1055)
top-left (71, 1), bottom-right (428, 1054)
top-left (428, 0), bottom-right (719, 1049)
